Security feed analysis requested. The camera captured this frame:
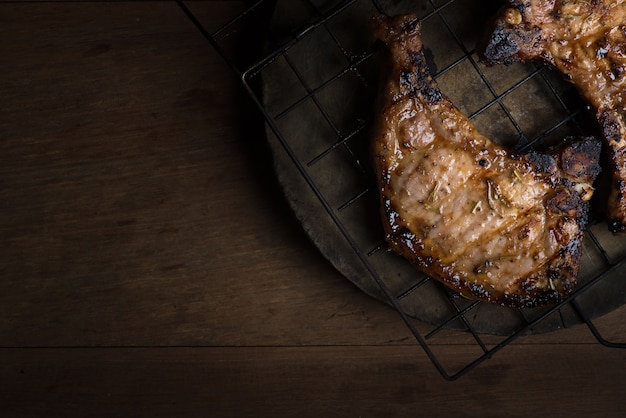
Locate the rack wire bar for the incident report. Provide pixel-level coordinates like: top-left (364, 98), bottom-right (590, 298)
top-left (183, 0), bottom-right (626, 379)
top-left (571, 299), bottom-right (626, 349)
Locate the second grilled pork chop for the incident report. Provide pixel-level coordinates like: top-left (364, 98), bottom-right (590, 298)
top-left (371, 14), bottom-right (601, 306)
top-left (478, 0), bottom-right (626, 233)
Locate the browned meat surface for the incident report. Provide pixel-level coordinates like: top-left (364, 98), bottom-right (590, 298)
top-left (371, 13), bottom-right (602, 306)
top-left (478, 0), bottom-right (626, 233)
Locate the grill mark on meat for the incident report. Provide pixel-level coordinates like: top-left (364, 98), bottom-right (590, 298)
top-left (478, 0), bottom-right (626, 233)
top-left (371, 13), bottom-right (602, 306)
top-left (416, 165), bottom-right (541, 257)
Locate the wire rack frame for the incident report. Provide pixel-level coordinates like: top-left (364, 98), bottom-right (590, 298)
top-left (180, 0), bottom-right (626, 379)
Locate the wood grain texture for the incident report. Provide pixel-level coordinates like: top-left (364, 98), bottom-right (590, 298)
top-left (1, 1), bottom-right (626, 416)
top-left (0, 1), bottom-right (410, 347)
top-left (2, 346), bottom-right (626, 418)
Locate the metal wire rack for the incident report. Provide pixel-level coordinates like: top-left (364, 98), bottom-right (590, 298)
top-left (182, 0), bottom-right (626, 379)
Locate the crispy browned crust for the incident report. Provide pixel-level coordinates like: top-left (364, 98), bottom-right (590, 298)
top-left (372, 13), bottom-right (602, 307)
top-left (477, 0), bottom-right (626, 233)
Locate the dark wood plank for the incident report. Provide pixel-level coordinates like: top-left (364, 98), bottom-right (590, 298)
top-left (0, 1), bottom-right (249, 346)
top-left (2, 346), bottom-right (626, 417)
top-left (0, 1), bottom-right (416, 348)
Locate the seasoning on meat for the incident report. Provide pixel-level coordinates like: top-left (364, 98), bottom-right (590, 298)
top-left (371, 13), bottom-right (602, 306)
top-left (478, 0), bottom-right (626, 234)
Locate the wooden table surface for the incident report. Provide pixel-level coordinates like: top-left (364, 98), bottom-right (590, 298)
top-left (2, 1), bottom-right (626, 416)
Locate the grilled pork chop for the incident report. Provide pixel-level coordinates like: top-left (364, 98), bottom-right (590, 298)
top-left (371, 13), bottom-right (601, 306)
top-left (478, 0), bottom-right (626, 233)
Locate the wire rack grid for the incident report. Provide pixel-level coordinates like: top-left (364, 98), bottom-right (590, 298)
top-left (181, 0), bottom-right (626, 380)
